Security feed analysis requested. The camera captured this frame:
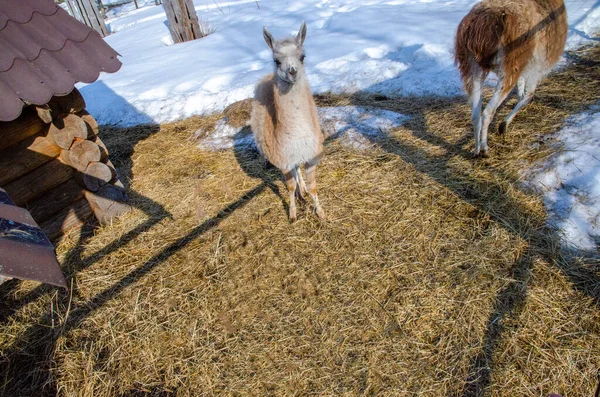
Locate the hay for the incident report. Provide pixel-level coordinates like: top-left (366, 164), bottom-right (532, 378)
top-left (0, 46), bottom-right (599, 396)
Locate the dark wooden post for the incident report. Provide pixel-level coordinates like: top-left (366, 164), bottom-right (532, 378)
top-left (163, 0), bottom-right (202, 43)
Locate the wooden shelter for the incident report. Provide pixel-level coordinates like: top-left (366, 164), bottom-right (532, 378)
top-left (0, 0), bottom-right (130, 244)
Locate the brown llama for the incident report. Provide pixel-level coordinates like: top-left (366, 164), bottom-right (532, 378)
top-left (455, 0), bottom-right (567, 157)
top-left (250, 22), bottom-right (325, 222)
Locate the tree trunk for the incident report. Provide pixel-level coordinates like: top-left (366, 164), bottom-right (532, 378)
top-left (163, 0), bottom-right (202, 43)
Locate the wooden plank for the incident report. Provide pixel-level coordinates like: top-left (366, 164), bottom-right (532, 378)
top-left (40, 198), bottom-right (93, 242)
top-left (0, 134), bottom-right (61, 186)
top-left (27, 178), bottom-right (85, 224)
top-left (3, 159), bottom-right (74, 206)
top-left (0, 107), bottom-right (46, 151)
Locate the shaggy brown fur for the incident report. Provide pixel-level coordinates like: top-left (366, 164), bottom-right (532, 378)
top-left (455, 0), bottom-right (566, 94)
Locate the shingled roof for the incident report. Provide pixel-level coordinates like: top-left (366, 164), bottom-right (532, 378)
top-left (0, 0), bottom-right (122, 122)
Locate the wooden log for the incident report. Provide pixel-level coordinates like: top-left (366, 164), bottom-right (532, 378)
top-left (47, 114), bottom-right (88, 149)
top-left (92, 135), bottom-right (109, 161)
top-left (3, 159), bottom-right (73, 206)
top-left (48, 89), bottom-right (86, 116)
top-left (83, 162), bottom-right (113, 192)
top-left (35, 105), bottom-right (53, 124)
top-left (27, 178), bottom-right (85, 224)
top-left (68, 139), bottom-right (101, 171)
top-left (0, 134), bottom-right (61, 186)
top-left (0, 107), bottom-right (46, 151)
top-left (84, 184), bottom-right (131, 224)
top-left (40, 198), bottom-right (94, 242)
top-left (78, 110), bottom-right (99, 137)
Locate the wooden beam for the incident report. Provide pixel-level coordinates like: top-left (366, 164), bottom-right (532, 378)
top-left (27, 178), bottom-right (85, 224)
top-left (3, 159), bottom-right (74, 206)
top-left (0, 107), bottom-right (46, 151)
top-left (0, 134), bottom-right (61, 186)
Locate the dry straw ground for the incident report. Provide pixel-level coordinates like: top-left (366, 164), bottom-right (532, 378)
top-left (1, 45), bottom-right (599, 396)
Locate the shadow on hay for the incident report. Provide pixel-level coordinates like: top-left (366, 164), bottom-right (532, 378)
top-left (0, 176), bottom-right (267, 395)
top-left (335, 45), bottom-right (600, 396)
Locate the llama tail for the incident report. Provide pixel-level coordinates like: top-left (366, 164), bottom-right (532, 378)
top-left (455, 5), bottom-right (506, 93)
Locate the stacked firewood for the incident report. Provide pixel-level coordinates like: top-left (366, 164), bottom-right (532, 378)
top-left (0, 88), bottom-right (130, 241)
top-left (38, 89), bottom-right (131, 227)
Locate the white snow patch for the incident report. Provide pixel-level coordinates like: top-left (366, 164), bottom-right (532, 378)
top-left (319, 106), bottom-right (409, 150)
top-left (196, 119), bottom-right (254, 150)
top-left (529, 105), bottom-right (600, 252)
top-left (196, 106), bottom-right (408, 151)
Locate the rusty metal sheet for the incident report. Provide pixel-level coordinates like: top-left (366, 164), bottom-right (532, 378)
top-left (0, 189), bottom-right (67, 288)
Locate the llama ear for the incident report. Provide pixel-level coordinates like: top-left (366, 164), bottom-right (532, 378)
top-left (263, 27), bottom-right (275, 50)
top-left (296, 21), bottom-right (307, 46)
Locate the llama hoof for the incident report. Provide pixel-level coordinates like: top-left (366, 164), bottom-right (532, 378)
top-left (473, 150), bottom-right (489, 159)
top-left (316, 208), bottom-right (326, 221)
top-left (498, 121), bottom-right (507, 135)
top-left (289, 211), bottom-right (297, 223)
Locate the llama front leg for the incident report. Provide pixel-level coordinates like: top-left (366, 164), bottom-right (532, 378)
top-left (284, 170), bottom-right (298, 222)
top-left (294, 165), bottom-right (307, 200)
top-left (305, 160), bottom-right (325, 220)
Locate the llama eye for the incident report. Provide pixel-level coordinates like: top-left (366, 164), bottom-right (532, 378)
top-left (274, 59), bottom-right (281, 65)
top-left (300, 55), bottom-right (305, 63)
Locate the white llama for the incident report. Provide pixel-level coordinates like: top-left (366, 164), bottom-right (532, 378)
top-left (250, 22), bottom-right (325, 222)
top-left (455, 0), bottom-right (567, 157)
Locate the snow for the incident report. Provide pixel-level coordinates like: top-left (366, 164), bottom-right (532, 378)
top-left (195, 106), bottom-right (408, 151)
top-left (529, 106), bottom-right (600, 252)
top-left (78, 0), bottom-right (600, 127)
top-left (318, 106), bottom-right (408, 150)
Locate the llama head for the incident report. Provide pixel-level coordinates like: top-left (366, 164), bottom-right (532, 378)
top-left (263, 22), bottom-right (307, 85)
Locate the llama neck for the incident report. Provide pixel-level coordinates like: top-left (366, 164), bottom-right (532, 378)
top-left (274, 74), bottom-right (312, 116)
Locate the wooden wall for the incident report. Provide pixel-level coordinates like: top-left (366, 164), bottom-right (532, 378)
top-left (0, 90), bottom-right (130, 242)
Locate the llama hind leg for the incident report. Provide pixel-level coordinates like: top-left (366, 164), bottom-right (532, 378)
top-left (480, 75), bottom-right (512, 156)
top-left (499, 73), bottom-right (539, 134)
top-left (285, 170), bottom-right (298, 222)
top-left (305, 160), bottom-right (325, 220)
top-left (470, 68), bottom-right (485, 157)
